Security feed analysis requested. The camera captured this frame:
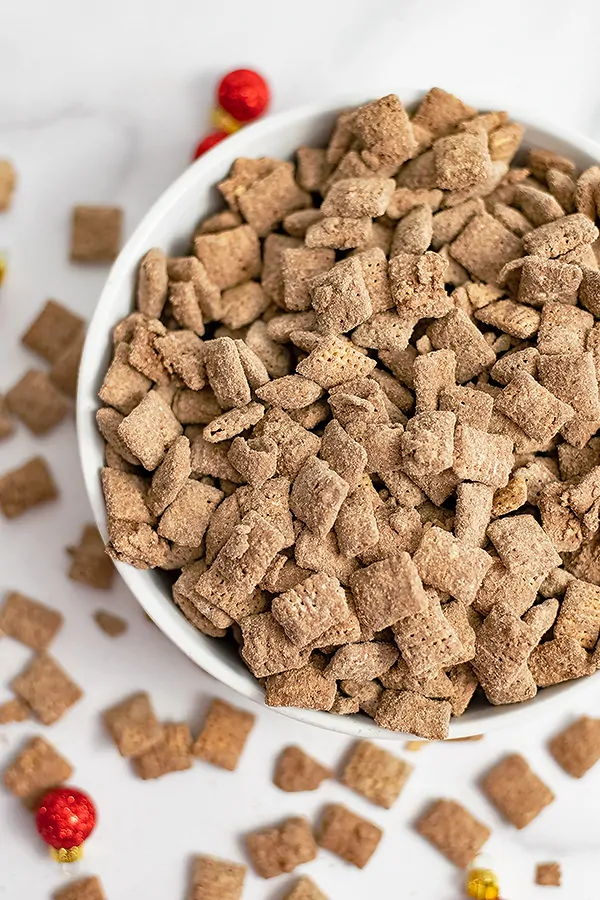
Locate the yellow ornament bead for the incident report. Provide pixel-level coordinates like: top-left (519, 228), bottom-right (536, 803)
top-left (467, 868), bottom-right (500, 900)
top-left (51, 845), bottom-right (84, 864)
top-left (211, 107), bottom-right (242, 135)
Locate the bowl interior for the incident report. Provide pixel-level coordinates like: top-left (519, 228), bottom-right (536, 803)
top-left (77, 91), bottom-right (600, 739)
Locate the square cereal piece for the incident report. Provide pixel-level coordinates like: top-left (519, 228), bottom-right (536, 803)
top-left (154, 331), bottom-right (204, 391)
top-left (352, 94), bottom-right (416, 168)
top-left (261, 233), bottom-right (302, 305)
top-left (320, 420), bottom-right (367, 491)
top-left (449, 212), bottom-right (522, 284)
top-left (53, 877), bottom-right (106, 900)
top-left (282, 246), bottom-right (335, 312)
top-left (428, 309), bottom-right (496, 383)
top-left (487, 514), bottom-right (561, 580)
top-left (12, 653), bottom-right (82, 726)
top-left (93, 610), bottom-right (127, 637)
top-left (305, 216), bottom-right (372, 251)
top-left (203, 337), bottom-right (251, 410)
top-left (297, 145), bottom-right (332, 192)
top-left (6, 369), bottom-right (70, 435)
top-left (431, 197), bottom-right (485, 248)
top-left (538, 352), bottom-right (600, 448)
top-left (265, 664), bottom-right (337, 711)
top-left (388, 251), bottom-right (451, 320)
top-left (0, 158), bottom-right (16, 210)
top-left (194, 224), bottom-right (261, 290)
top-left (100, 468), bottom-right (154, 524)
top-left (536, 863), bottom-right (561, 887)
top-left (296, 335), bottom-right (376, 389)
top-left (537, 302), bottom-right (593, 355)
top-left (220, 281), bottom-right (268, 330)
top-left (494, 371), bottom-right (574, 444)
top-left (133, 722), bottom-right (193, 779)
top-left (453, 424), bottom-right (513, 488)
top-left (273, 745), bottom-right (331, 792)
top-left (246, 817), bottom-right (318, 878)
top-left (167, 255), bottom-right (222, 321)
top-left (554, 580), bottom-right (600, 649)
top-left (375, 690), bottom-right (452, 739)
top-left (118, 390), bottom-right (183, 470)
top-left (523, 213), bottom-right (598, 258)
top-left (349, 553), bottom-right (428, 631)
top-left (237, 165), bottom-right (310, 237)
top-left (0, 591), bottom-right (62, 650)
top-left (517, 256), bottom-right (582, 308)
top-left (3, 736), bottom-right (73, 807)
top-left (439, 384), bottom-right (493, 429)
top-left (322, 177), bottom-right (396, 218)
top-left (290, 456), bottom-right (349, 537)
top-left (50, 330), bottom-right (85, 397)
top-left (0, 697), bottom-right (30, 724)
top-left (104, 691), bottom-right (164, 758)
top-left (282, 876), bottom-right (328, 900)
top-left (310, 256), bottom-right (372, 333)
top-left (433, 131), bottom-right (492, 191)
top-left (413, 349), bottom-right (456, 414)
top-left (412, 88), bottom-right (476, 140)
top-left (22, 300), bottom-right (85, 364)
top-left (415, 799), bottom-right (490, 868)
top-left (474, 300), bottom-right (540, 340)
top-left (193, 697), bottom-right (255, 771)
top-left (0, 456), bottom-right (58, 519)
top-left (157, 479), bottom-right (223, 547)
top-left (318, 803), bottom-right (382, 869)
top-left (188, 855), bottom-right (246, 900)
top-left (400, 411), bottom-right (455, 475)
top-left (413, 526), bottom-right (493, 605)
top-left (325, 642), bottom-right (398, 681)
top-left (454, 482), bottom-right (494, 548)
top-left (342, 740), bottom-right (413, 809)
top-left (98, 342), bottom-right (151, 415)
top-left (481, 753), bottom-right (554, 829)
top-left (271, 573), bottom-right (348, 647)
top-left (71, 205), bottom-right (122, 262)
top-left (549, 715), bottom-right (600, 778)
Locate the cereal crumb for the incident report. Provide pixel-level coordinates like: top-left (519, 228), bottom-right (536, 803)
top-left (0, 697), bottom-right (30, 724)
top-left (93, 610), bottom-right (128, 637)
top-left (549, 716), bottom-right (600, 778)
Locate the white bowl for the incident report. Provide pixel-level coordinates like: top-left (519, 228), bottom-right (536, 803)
top-left (77, 90), bottom-right (600, 740)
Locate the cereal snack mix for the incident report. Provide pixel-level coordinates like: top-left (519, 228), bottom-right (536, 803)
top-left (94, 88), bottom-right (600, 728)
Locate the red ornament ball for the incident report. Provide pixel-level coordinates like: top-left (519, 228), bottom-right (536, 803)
top-left (217, 69), bottom-right (270, 123)
top-left (193, 130), bottom-right (229, 159)
top-left (36, 787), bottom-right (96, 850)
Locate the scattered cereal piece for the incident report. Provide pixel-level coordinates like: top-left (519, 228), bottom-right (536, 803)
top-left (6, 369), bottom-right (70, 435)
top-left (11, 653), bottom-right (81, 726)
top-left (281, 876), bottom-right (328, 900)
top-left (341, 740), bottom-right (413, 808)
top-left (0, 590), bottom-right (62, 650)
top-left (188, 855), bottom-right (246, 900)
top-left (22, 299), bottom-right (85, 364)
top-left (133, 722), bottom-right (193, 779)
top-left (246, 817), bottom-right (318, 878)
top-left (549, 715), bottom-right (600, 778)
top-left (104, 691), bottom-right (164, 758)
top-left (481, 753), bottom-right (554, 829)
top-left (193, 698), bottom-right (255, 771)
top-left (52, 877), bottom-right (107, 900)
top-left (71, 205), bottom-right (122, 262)
top-left (318, 803), bottom-right (382, 869)
top-left (0, 456), bottom-right (58, 519)
top-left (93, 610), bottom-right (127, 637)
top-left (273, 745), bottom-right (331, 792)
top-left (3, 736), bottom-right (73, 807)
top-left (415, 799), bottom-right (490, 868)
top-left (535, 863), bottom-right (562, 887)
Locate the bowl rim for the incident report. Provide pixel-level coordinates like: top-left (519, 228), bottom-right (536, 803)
top-left (77, 89), bottom-right (600, 740)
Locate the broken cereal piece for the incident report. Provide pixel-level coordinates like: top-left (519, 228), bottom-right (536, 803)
top-left (133, 722), bottom-right (193, 779)
top-left (7, 369), bottom-right (70, 435)
top-left (93, 610), bottom-right (128, 637)
top-left (341, 740), bottom-right (413, 808)
top-left (273, 745), bottom-right (331, 792)
top-left (188, 855), bottom-right (246, 900)
top-left (0, 591), bottom-right (62, 650)
top-left (481, 753), bottom-right (554, 829)
top-left (71, 205), bottom-right (122, 262)
top-left (246, 817), bottom-right (318, 878)
top-left (12, 653), bottom-right (82, 726)
top-left (281, 876), bottom-right (328, 900)
top-left (104, 691), bottom-right (164, 758)
top-left (415, 799), bottom-right (490, 868)
top-left (193, 698), bottom-right (255, 771)
top-left (0, 159), bottom-right (16, 210)
top-left (318, 803), bottom-right (382, 869)
top-left (22, 299), bottom-right (85, 365)
top-left (549, 716), bottom-right (600, 778)
top-left (3, 736), bottom-right (73, 808)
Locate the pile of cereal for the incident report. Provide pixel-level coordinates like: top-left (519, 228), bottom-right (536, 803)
top-left (95, 88), bottom-right (600, 739)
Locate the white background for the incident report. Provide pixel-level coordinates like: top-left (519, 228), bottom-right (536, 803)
top-left (1, 1), bottom-right (600, 897)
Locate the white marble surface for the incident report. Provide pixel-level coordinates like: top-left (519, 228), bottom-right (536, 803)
top-left (2, 1), bottom-right (600, 897)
